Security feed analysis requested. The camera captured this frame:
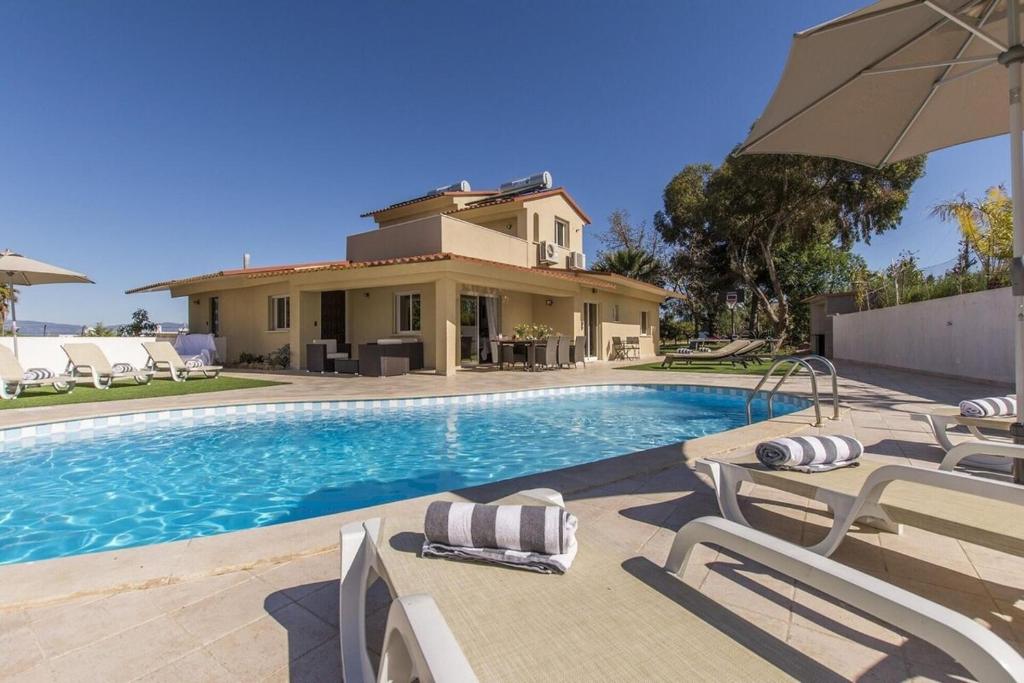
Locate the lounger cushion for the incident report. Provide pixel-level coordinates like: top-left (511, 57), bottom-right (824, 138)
top-left (371, 494), bottom-right (827, 680)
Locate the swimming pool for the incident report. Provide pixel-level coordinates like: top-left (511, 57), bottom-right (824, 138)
top-left (0, 384), bottom-right (807, 565)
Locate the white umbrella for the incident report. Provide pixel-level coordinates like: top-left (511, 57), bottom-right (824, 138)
top-left (738, 0), bottom-right (1024, 478)
top-left (0, 249), bottom-right (93, 357)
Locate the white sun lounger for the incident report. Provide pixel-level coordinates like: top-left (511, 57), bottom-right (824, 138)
top-left (142, 341), bottom-right (222, 381)
top-left (914, 408), bottom-right (1015, 454)
top-left (697, 439), bottom-right (1024, 558)
top-left (62, 343), bottom-right (153, 390)
top-left (339, 488), bottom-right (1024, 682)
top-left (0, 346), bottom-right (76, 399)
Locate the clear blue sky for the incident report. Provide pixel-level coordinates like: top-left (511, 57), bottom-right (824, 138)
top-left (0, 0), bottom-right (1008, 325)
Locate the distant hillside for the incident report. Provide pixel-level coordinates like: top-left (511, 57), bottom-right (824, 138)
top-left (2, 320), bottom-right (186, 336)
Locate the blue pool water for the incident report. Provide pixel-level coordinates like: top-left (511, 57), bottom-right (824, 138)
top-left (0, 385), bottom-right (805, 564)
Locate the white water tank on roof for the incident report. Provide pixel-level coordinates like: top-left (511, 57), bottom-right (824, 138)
top-left (431, 180), bottom-right (471, 194)
top-left (499, 172), bottom-right (552, 194)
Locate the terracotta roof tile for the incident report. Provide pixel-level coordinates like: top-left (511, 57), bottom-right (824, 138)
top-left (127, 253), bottom-right (623, 294)
top-left (443, 187), bottom-right (592, 224)
top-left (359, 191), bottom-right (498, 218)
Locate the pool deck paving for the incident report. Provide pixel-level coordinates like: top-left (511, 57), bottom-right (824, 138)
top-left (0, 360), bottom-right (1018, 681)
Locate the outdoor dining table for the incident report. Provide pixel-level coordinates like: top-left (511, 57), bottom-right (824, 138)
top-left (491, 338), bottom-right (549, 371)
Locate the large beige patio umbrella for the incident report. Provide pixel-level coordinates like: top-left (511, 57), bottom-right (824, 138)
top-left (0, 250), bottom-right (93, 357)
top-left (737, 0), bottom-right (1024, 478)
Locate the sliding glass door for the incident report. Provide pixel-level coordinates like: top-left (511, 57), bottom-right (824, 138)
top-left (584, 302), bottom-right (599, 358)
top-left (460, 295), bottom-right (479, 365)
top-left (460, 294), bottom-right (499, 367)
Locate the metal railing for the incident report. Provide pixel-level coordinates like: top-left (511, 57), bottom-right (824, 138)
top-left (745, 354), bottom-right (840, 427)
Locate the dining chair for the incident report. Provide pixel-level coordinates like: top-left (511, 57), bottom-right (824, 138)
top-left (570, 335), bottom-right (587, 368)
top-left (556, 336), bottom-right (570, 368)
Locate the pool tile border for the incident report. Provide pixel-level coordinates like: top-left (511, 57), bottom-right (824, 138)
top-left (0, 383), bottom-right (808, 447)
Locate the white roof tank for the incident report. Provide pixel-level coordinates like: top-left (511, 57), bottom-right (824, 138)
top-left (499, 171), bottom-right (552, 195)
top-left (431, 180), bottom-right (471, 194)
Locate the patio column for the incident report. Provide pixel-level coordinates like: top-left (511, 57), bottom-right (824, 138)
top-left (434, 277), bottom-right (458, 376)
top-left (287, 283), bottom-right (303, 370)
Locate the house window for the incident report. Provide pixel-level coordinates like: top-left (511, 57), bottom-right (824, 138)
top-left (269, 295), bottom-right (290, 331)
top-left (640, 310), bottom-right (650, 336)
top-left (611, 304), bottom-right (620, 322)
top-left (554, 218), bottom-right (569, 248)
top-left (396, 292), bottom-right (421, 333)
top-left (210, 297), bottom-right (220, 336)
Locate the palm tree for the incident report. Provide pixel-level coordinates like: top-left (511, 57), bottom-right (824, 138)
top-left (0, 284), bottom-right (16, 335)
top-left (591, 246), bottom-right (664, 285)
top-left (86, 322), bottom-right (117, 337)
top-left (932, 186), bottom-right (1012, 285)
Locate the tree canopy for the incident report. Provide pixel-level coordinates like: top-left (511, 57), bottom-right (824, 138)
top-left (656, 150), bottom-right (925, 345)
top-left (119, 308), bottom-right (158, 336)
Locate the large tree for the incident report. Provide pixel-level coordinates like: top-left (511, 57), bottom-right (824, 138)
top-left (592, 209), bottom-right (666, 285)
top-left (658, 151), bottom-right (925, 346)
top-left (655, 164), bottom-right (736, 338)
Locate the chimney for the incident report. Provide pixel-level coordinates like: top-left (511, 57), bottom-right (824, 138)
top-left (242, 253), bottom-right (251, 269)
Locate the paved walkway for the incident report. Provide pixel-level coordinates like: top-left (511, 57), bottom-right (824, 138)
top-left (0, 362), bottom-right (1017, 681)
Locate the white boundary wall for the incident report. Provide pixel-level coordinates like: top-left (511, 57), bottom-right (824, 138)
top-left (0, 337), bottom-right (155, 373)
top-left (832, 287), bottom-right (1013, 385)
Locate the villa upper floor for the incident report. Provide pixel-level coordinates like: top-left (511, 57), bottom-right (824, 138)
top-left (347, 172), bottom-right (590, 271)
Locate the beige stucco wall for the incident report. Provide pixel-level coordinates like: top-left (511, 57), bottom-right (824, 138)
top-left (530, 295), bottom-right (576, 338)
top-left (591, 292), bottom-right (660, 358)
top-left (524, 193), bottom-right (589, 268)
top-left (345, 283), bottom-right (436, 369)
top-left (346, 216), bottom-right (445, 263)
top-left (346, 216), bottom-right (531, 268)
top-left (188, 282), bottom-right (292, 362)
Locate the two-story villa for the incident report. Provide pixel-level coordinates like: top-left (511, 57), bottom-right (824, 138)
top-left (128, 173), bottom-right (677, 374)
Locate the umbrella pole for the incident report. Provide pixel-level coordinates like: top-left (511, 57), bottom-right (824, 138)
top-left (1008, 0), bottom-right (1024, 484)
top-left (5, 276), bottom-right (14, 359)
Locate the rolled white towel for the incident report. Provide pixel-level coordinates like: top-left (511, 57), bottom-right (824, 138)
top-left (112, 362), bottom-right (137, 375)
top-left (756, 435), bottom-right (863, 473)
top-left (421, 500), bottom-right (578, 574)
top-left (959, 396), bottom-right (1016, 418)
top-left (184, 356), bottom-right (205, 369)
top-left (22, 368), bottom-right (54, 381)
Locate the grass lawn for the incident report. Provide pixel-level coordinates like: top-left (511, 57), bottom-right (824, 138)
top-left (0, 376), bottom-right (286, 410)
top-left (616, 358), bottom-right (780, 375)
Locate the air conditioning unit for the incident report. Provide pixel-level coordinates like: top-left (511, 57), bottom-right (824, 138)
top-left (538, 241), bottom-right (561, 265)
top-left (569, 251), bottom-right (586, 269)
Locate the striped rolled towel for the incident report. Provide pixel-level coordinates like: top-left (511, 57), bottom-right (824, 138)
top-left (185, 356), bottom-right (205, 369)
top-left (959, 396), bottom-right (1016, 418)
top-left (21, 368), bottom-right (54, 381)
top-left (421, 500), bottom-right (578, 574)
top-left (112, 362), bottom-right (137, 375)
top-left (756, 435), bottom-right (863, 473)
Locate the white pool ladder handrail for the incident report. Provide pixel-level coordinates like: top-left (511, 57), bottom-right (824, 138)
top-left (745, 354), bottom-right (840, 427)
